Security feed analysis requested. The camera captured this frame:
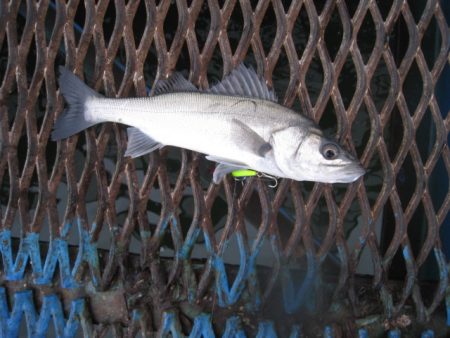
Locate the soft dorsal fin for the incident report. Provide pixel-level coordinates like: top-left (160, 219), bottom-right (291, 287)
top-left (153, 72), bottom-right (198, 95)
top-left (208, 64), bottom-right (277, 102)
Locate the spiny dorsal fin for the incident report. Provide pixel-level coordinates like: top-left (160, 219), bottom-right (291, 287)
top-left (153, 72), bottom-right (197, 95)
top-left (208, 64), bottom-right (277, 102)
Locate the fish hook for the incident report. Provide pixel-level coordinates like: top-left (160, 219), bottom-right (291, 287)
top-left (257, 172), bottom-right (278, 188)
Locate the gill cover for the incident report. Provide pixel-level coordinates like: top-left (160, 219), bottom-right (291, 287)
top-left (269, 126), bottom-right (310, 178)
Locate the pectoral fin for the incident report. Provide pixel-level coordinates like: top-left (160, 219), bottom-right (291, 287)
top-left (125, 127), bottom-right (163, 158)
top-left (231, 119), bottom-right (272, 157)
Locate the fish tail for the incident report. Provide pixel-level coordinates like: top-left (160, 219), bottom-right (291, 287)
top-left (51, 66), bottom-right (102, 140)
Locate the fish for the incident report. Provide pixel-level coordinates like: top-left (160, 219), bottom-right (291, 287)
top-left (52, 65), bottom-right (365, 184)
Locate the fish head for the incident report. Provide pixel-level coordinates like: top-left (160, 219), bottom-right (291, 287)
top-left (270, 126), bottom-right (365, 183)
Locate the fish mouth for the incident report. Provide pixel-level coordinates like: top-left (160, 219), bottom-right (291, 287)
top-left (340, 163), bottom-right (366, 183)
top-left (324, 162), bottom-right (365, 183)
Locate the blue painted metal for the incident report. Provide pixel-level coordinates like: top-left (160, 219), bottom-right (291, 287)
top-left (255, 321), bottom-right (277, 338)
top-left (159, 311), bottom-right (184, 338)
top-left (0, 231), bottom-right (42, 281)
top-left (189, 314), bottom-right (215, 337)
top-left (323, 325), bottom-right (334, 338)
top-left (421, 329), bottom-right (435, 338)
top-left (213, 232), bottom-right (248, 307)
top-left (387, 329), bottom-right (401, 338)
top-left (358, 328), bottom-right (369, 338)
top-left (222, 317), bottom-right (246, 338)
top-left (281, 251), bottom-right (316, 313)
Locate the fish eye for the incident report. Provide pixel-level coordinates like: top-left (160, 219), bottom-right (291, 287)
top-left (321, 143), bottom-right (339, 160)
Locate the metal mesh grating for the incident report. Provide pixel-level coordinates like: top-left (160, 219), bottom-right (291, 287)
top-left (0, 0), bottom-right (449, 336)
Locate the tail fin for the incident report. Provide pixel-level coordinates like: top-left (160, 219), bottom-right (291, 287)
top-left (51, 67), bottom-right (102, 141)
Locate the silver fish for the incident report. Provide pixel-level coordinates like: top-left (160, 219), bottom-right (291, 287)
top-left (52, 65), bottom-right (365, 184)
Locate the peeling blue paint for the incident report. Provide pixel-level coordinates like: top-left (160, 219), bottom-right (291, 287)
top-left (35, 294), bottom-right (66, 337)
top-left (4, 290), bottom-right (37, 337)
top-left (323, 325), bottom-right (334, 338)
top-left (213, 232), bottom-right (248, 306)
top-left (71, 219), bottom-right (100, 287)
top-left (288, 325), bottom-right (301, 338)
top-left (402, 246), bottom-right (412, 263)
top-left (222, 316), bottom-right (246, 338)
top-left (64, 299), bottom-right (87, 337)
top-left (179, 227), bottom-right (201, 260)
top-left (0, 231), bottom-right (42, 281)
top-left (0, 285), bottom-right (88, 338)
top-left (358, 328), bottom-right (369, 338)
top-left (255, 321), bottom-right (277, 338)
top-left (281, 251), bottom-right (316, 313)
top-left (388, 329), bottom-right (401, 338)
top-left (35, 237), bottom-right (76, 288)
top-left (159, 311), bottom-right (184, 338)
top-left (189, 314), bottom-right (215, 337)
top-left (421, 329), bottom-right (434, 338)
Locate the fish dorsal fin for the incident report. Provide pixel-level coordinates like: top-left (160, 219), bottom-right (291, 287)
top-left (208, 64), bottom-right (277, 102)
top-left (153, 72), bottom-right (198, 95)
top-left (125, 127), bottom-right (163, 158)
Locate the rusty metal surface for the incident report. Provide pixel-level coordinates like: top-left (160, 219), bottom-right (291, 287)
top-left (0, 0), bottom-right (449, 336)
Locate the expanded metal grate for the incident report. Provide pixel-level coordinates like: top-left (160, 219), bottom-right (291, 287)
top-left (0, 0), bottom-right (449, 336)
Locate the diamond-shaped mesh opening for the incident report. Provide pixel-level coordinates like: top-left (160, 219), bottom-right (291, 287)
top-left (396, 153), bottom-right (417, 211)
top-left (272, 48), bottom-right (290, 100)
top-left (408, 0), bottom-right (427, 24)
top-left (16, 1), bottom-right (27, 43)
top-left (389, 13), bottom-right (410, 68)
top-left (195, 2), bottom-right (211, 52)
top-left (378, 0), bottom-right (395, 21)
top-left (260, 2), bottom-right (277, 56)
top-left (26, 35), bottom-right (37, 85)
top-left (337, 55), bottom-right (357, 109)
top-left (364, 150), bottom-right (384, 210)
top-left (310, 195), bottom-right (330, 243)
top-left (357, 10), bottom-right (377, 65)
top-left (403, 60), bottom-right (423, 116)
top-left (415, 108), bottom-right (437, 164)
top-left (351, 103), bottom-right (372, 157)
top-left (175, 42), bottom-right (191, 75)
top-left (370, 56), bottom-right (391, 113)
top-left (44, 2), bottom-right (57, 46)
top-left (422, 16), bottom-right (443, 72)
top-left (324, 7), bottom-right (343, 62)
top-left (428, 155), bottom-right (448, 213)
top-left (227, 2), bottom-right (244, 54)
top-left (74, 0), bottom-right (87, 45)
top-left (318, 100), bottom-right (338, 138)
top-left (312, 0), bottom-right (327, 16)
top-left (206, 45), bottom-right (224, 85)
top-left (406, 202), bottom-right (427, 258)
top-left (305, 52), bottom-right (324, 108)
top-left (292, 5), bottom-right (310, 61)
top-left (163, 2), bottom-right (179, 50)
top-left (133, 0), bottom-right (147, 48)
top-left (383, 106), bottom-right (404, 163)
